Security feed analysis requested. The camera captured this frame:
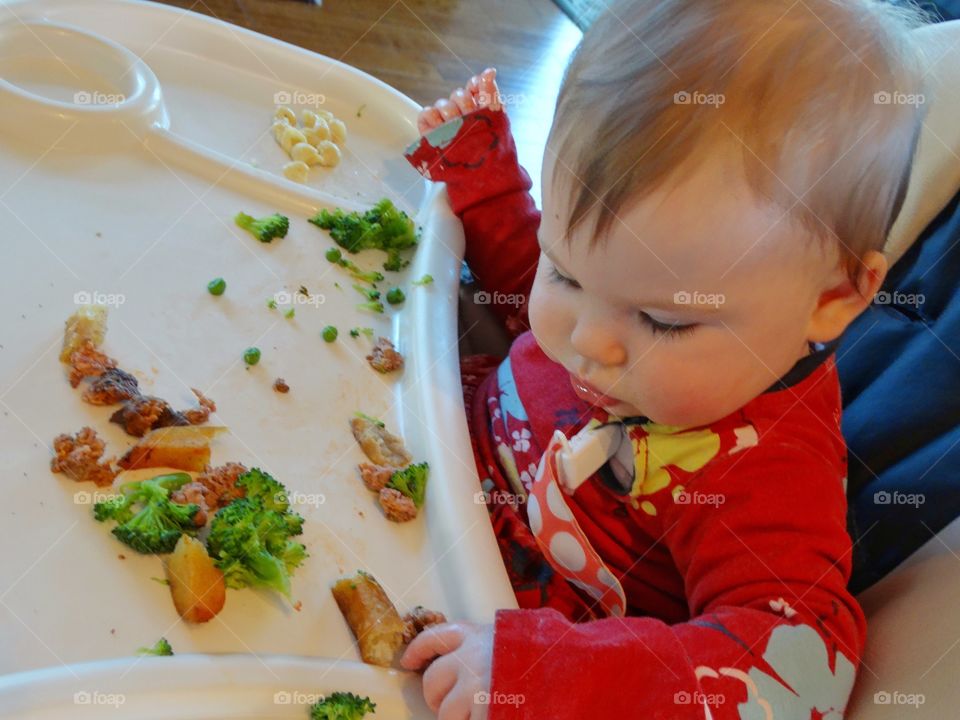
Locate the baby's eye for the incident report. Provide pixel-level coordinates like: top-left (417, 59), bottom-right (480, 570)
top-left (548, 265), bottom-right (581, 289)
top-left (639, 312), bottom-right (698, 337)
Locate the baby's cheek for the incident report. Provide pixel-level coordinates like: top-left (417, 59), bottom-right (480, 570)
top-left (527, 281), bottom-right (563, 363)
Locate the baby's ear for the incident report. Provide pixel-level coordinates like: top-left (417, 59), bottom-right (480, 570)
top-left (805, 251), bottom-right (888, 343)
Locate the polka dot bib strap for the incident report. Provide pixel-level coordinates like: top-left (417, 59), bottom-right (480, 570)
top-left (527, 428), bottom-right (627, 617)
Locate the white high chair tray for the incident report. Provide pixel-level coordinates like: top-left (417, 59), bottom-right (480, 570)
top-left (0, 0), bottom-right (516, 714)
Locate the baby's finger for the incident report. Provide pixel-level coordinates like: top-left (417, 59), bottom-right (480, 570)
top-left (422, 654), bottom-right (459, 712)
top-left (400, 623), bottom-right (465, 670)
top-left (436, 682), bottom-right (472, 720)
top-left (434, 98), bottom-right (461, 123)
top-left (477, 69), bottom-right (501, 111)
top-left (418, 106), bottom-right (445, 135)
top-left (450, 88), bottom-right (477, 116)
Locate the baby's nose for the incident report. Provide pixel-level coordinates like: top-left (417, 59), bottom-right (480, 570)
top-left (570, 318), bottom-right (627, 367)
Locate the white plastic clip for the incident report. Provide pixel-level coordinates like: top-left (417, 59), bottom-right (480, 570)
top-left (554, 424), bottom-right (622, 494)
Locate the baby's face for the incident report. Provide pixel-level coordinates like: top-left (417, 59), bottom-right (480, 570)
top-left (529, 151), bottom-right (842, 427)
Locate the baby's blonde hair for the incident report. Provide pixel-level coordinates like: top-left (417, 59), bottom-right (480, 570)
top-left (549, 0), bottom-right (931, 288)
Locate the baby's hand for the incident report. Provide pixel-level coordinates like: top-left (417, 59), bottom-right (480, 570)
top-left (401, 621), bottom-right (493, 719)
top-left (417, 68), bottom-right (502, 135)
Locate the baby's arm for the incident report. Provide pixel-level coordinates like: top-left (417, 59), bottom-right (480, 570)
top-left (405, 70), bottom-right (540, 338)
top-left (486, 447), bottom-right (867, 718)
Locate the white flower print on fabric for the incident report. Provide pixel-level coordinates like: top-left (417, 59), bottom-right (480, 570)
top-left (519, 462), bottom-right (538, 491)
top-left (512, 428), bottom-right (532, 453)
top-left (769, 597), bottom-right (798, 619)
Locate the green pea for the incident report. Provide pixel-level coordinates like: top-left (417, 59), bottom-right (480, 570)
top-left (243, 347), bottom-right (261, 365)
top-left (322, 325), bottom-right (338, 343)
top-left (325, 247), bottom-right (342, 263)
top-left (386, 287), bottom-right (405, 305)
top-left (207, 277), bottom-right (226, 296)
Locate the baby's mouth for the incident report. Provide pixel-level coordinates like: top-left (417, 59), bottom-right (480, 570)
top-left (569, 373), bottom-right (622, 407)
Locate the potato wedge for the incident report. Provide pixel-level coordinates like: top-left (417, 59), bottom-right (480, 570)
top-left (165, 535), bottom-right (225, 623)
top-left (60, 304), bottom-right (108, 362)
top-left (118, 425), bottom-right (227, 472)
top-left (332, 571), bottom-right (406, 667)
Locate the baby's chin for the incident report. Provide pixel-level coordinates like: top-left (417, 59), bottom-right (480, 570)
top-left (601, 397), bottom-right (647, 419)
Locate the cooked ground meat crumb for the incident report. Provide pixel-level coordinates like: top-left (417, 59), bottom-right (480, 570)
top-left (402, 605), bottom-right (448, 644)
top-left (366, 336), bottom-right (404, 373)
top-left (67, 341), bottom-right (117, 388)
top-left (358, 462), bottom-right (401, 492)
top-left (378, 487), bottom-right (417, 522)
top-left (50, 426), bottom-right (117, 486)
top-left (81, 367), bottom-right (139, 405)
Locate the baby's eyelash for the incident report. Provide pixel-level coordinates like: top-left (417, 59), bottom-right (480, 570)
top-left (548, 265), bottom-right (580, 289)
top-left (639, 312), bottom-right (698, 338)
top-left (548, 261), bottom-right (697, 338)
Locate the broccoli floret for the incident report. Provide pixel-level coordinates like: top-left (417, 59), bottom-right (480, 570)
top-left (349, 266), bottom-right (385, 284)
top-left (207, 498), bottom-right (306, 601)
top-left (352, 284), bottom-right (380, 302)
top-left (235, 211), bottom-right (289, 243)
top-left (236, 467), bottom-right (290, 513)
top-left (356, 300), bottom-right (384, 314)
top-left (310, 692), bottom-right (376, 720)
top-left (93, 473), bottom-right (198, 554)
top-left (309, 198), bottom-right (419, 272)
top-left (412, 274), bottom-right (433, 286)
top-left (137, 637), bottom-right (174, 656)
top-left (324, 244), bottom-right (385, 284)
top-left (386, 462), bottom-right (429, 508)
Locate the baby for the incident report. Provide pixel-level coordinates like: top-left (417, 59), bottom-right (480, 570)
top-left (398, 1), bottom-right (928, 718)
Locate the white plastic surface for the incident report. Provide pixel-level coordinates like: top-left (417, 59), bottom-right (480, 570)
top-left (0, 0), bottom-right (516, 711)
top-left (0, 654), bottom-right (430, 718)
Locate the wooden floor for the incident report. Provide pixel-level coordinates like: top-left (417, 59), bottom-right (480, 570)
top-left (157, 0), bottom-right (582, 202)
